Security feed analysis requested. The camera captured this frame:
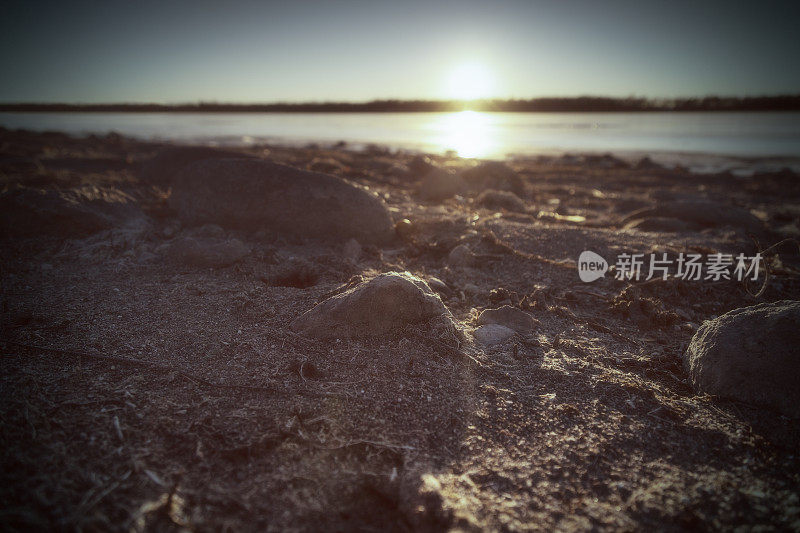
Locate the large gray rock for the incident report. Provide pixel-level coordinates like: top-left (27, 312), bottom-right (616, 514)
top-left (0, 186), bottom-right (144, 238)
top-left (291, 271), bottom-right (457, 339)
top-left (622, 200), bottom-right (764, 233)
top-left (169, 158), bottom-right (395, 244)
top-left (684, 300), bottom-right (800, 418)
top-left (139, 146), bottom-right (257, 185)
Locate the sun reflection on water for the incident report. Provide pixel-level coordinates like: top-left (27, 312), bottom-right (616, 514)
top-left (427, 110), bottom-right (499, 158)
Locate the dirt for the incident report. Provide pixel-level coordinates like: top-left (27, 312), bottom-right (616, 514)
top-left (2, 127), bottom-right (800, 531)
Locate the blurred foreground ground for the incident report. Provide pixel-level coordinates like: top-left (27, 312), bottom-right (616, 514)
top-left (1, 128), bottom-right (799, 531)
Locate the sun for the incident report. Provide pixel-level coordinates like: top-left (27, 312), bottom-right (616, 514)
top-left (446, 62), bottom-right (495, 100)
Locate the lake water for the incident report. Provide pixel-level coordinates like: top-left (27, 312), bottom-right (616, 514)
top-left (2, 111), bottom-right (799, 171)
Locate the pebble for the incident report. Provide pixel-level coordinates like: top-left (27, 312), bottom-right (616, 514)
top-left (473, 324), bottom-right (515, 346)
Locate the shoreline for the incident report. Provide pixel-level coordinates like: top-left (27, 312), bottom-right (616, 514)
top-left (3, 123), bottom-right (800, 175)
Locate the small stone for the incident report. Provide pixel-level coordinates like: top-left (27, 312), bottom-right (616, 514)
top-left (448, 244), bottom-right (475, 267)
top-left (427, 277), bottom-right (450, 295)
top-left (477, 305), bottom-right (538, 334)
top-left (162, 223), bottom-right (179, 238)
top-left (473, 324), bottom-right (515, 346)
top-left (488, 288), bottom-right (510, 304)
top-left (158, 236), bottom-right (250, 268)
top-left (475, 189), bottom-right (527, 212)
top-left (463, 283), bottom-right (481, 295)
top-left (186, 223), bottom-right (226, 239)
top-left (395, 218), bottom-right (415, 241)
top-left (308, 157), bottom-right (346, 174)
top-left (623, 217), bottom-right (692, 233)
top-left (342, 238), bottom-right (362, 263)
top-left (291, 271), bottom-right (458, 339)
top-left (417, 169), bottom-right (467, 201)
top-left (267, 258), bottom-right (319, 288)
top-left (635, 156), bottom-right (661, 170)
top-left (408, 155), bottom-right (437, 177)
top-left (461, 161), bottom-right (524, 195)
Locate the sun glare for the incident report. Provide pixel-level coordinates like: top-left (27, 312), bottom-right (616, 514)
top-left (447, 62), bottom-right (495, 100)
top-left (429, 110), bottom-right (498, 158)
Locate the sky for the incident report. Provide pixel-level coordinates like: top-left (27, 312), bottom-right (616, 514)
top-left (1, 0), bottom-right (798, 103)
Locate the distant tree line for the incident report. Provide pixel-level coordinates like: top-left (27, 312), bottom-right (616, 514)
top-left (1, 95), bottom-right (799, 113)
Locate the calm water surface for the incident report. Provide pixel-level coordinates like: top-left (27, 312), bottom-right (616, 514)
top-left (2, 111), bottom-right (799, 169)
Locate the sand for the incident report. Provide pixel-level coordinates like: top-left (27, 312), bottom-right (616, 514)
top-left (1, 127), bottom-right (800, 531)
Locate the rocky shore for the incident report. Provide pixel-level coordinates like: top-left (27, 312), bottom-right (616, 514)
top-left (2, 127), bottom-right (800, 531)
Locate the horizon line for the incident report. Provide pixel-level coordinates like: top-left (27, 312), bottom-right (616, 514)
top-left (1, 94), bottom-right (800, 113)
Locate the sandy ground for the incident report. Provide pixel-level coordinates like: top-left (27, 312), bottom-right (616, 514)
top-left (1, 127), bottom-right (800, 531)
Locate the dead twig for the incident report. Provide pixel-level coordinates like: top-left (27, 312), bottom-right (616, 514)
top-left (310, 439), bottom-right (416, 452)
top-left (479, 228), bottom-right (575, 269)
top-left (744, 236), bottom-right (799, 298)
top-left (585, 320), bottom-right (641, 346)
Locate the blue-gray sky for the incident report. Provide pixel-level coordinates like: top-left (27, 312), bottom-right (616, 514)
top-left (1, 0), bottom-right (798, 103)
